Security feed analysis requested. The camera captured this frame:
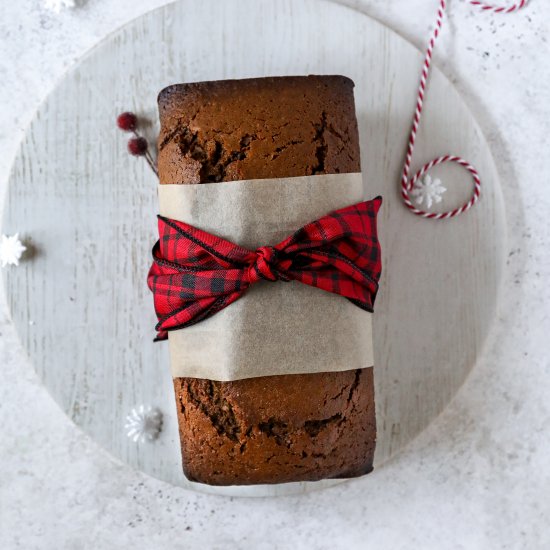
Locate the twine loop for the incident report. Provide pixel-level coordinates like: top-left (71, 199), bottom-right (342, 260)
top-left (401, 0), bottom-right (528, 219)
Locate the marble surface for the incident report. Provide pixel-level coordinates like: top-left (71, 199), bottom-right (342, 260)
top-left (0, 0), bottom-right (548, 548)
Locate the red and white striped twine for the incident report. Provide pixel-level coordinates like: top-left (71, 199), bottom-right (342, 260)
top-left (401, 0), bottom-right (528, 219)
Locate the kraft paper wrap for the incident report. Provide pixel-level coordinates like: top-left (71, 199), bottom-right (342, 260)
top-left (158, 173), bottom-right (374, 381)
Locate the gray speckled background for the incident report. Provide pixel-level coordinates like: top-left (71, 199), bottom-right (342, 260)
top-left (1, 1), bottom-right (549, 548)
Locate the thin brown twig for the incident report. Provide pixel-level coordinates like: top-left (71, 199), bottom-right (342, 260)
top-left (132, 130), bottom-right (159, 178)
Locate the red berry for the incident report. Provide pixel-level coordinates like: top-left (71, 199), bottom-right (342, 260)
top-left (127, 137), bottom-right (148, 156)
top-left (117, 112), bottom-right (138, 132)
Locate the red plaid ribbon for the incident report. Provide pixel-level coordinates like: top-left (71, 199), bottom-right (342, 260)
top-left (148, 197), bottom-right (382, 340)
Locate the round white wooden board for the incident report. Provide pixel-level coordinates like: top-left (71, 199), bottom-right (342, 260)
top-left (1, 0), bottom-right (505, 497)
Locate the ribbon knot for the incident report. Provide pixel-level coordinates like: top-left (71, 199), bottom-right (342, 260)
top-left (148, 197), bottom-right (382, 340)
top-left (248, 246), bottom-right (280, 283)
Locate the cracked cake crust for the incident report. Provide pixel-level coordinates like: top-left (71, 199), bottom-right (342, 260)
top-left (174, 369), bottom-right (375, 485)
top-left (157, 76), bottom-right (361, 184)
top-left (158, 75), bottom-right (376, 485)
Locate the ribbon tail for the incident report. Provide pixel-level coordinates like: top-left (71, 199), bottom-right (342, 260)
top-left (154, 290), bottom-right (247, 340)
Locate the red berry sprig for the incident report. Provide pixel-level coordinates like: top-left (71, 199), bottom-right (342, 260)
top-left (117, 111), bottom-right (158, 177)
top-left (117, 112), bottom-right (138, 132)
top-left (128, 137), bottom-right (148, 156)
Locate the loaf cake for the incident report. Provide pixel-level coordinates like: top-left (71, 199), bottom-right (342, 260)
top-left (157, 75), bottom-right (376, 485)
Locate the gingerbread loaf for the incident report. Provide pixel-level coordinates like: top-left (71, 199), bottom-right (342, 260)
top-left (157, 75), bottom-right (376, 485)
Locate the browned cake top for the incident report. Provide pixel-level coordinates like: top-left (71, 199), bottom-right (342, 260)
top-left (157, 75), bottom-right (361, 184)
top-left (174, 368), bottom-right (376, 485)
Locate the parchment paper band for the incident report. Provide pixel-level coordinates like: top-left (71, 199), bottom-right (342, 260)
top-left (158, 173), bottom-right (374, 381)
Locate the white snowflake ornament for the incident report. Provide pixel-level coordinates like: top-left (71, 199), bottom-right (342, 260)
top-left (44, 0), bottom-right (75, 13)
top-left (411, 174), bottom-right (447, 209)
top-left (125, 405), bottom-right (162, 443)
top-left (1, 234), bottom-right (27, 268)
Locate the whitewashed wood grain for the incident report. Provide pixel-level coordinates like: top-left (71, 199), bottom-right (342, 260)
top-left (0, 0), bottom-right (505, 496)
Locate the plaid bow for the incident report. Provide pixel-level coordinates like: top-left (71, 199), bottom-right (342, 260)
top-left (148, 197), bottom-right (382, 340)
